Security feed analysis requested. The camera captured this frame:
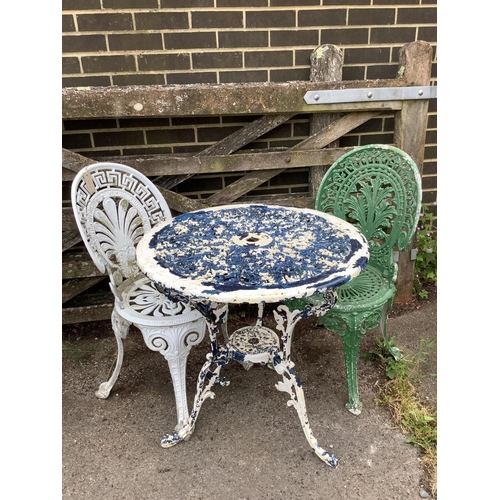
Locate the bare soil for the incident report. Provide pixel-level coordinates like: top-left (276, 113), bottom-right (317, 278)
top-left (62, 291), bottom-right (437, 500)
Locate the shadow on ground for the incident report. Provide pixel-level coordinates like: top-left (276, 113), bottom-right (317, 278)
top-left (62, 296), bottom-right (437, 500)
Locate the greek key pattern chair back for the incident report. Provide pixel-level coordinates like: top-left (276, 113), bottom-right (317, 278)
top-left (316, 145), bottom-right (422, 284)
top-left (70, 162), bottom-right (207, 430)
top-left (72, 162), bottom-right (171, 289)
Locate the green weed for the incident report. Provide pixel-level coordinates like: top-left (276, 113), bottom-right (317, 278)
top-left (413, 201), bottom-right (437, 299)
top-left (364, 338), bottom-right (437, 495)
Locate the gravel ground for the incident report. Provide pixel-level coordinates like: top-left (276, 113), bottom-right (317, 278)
top-left (61, 297), bottom-right (437, 499)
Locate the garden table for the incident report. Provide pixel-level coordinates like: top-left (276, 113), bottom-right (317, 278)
top-left (136, 203), bottom-right (369, 467)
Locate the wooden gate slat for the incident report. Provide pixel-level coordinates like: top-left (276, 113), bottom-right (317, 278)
top-left (62, 276), bottom-right (107, 304)
top-left (62, 148), bottom-right (96, 172)
top-left (156, 186), bottom-right (209, 214)
top-left (62, 79), bottom-right (402, 119)
top-left (79, 148), bottom-right (350, 179)
top-left (205, 170), bottom-right (283, 206)
top-left (200, 113), bottom-right (296, 156)
top-left (63, 253), bottom-right (104, 280)
top-left (153, 112), bottom-right (297, 202)
top-left (62, 113), bottom-right (378, 214)
top-left (63, 230), bottom-right (82, 252)
top-left (293, 111), bottom-right (381, 150)
top-left (202, 111), bottom-right (381, 205)
top-left (62, 303), bottom-right (113, 324)
top-left (62, 207), bottom-right (77, 231)
top-left (243, 192), bottom-right (314, 208)
top-left (154, 174), bottom-right (195, 191)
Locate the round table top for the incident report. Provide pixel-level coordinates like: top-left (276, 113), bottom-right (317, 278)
top-left (137, 204), bottom-right (369, 304)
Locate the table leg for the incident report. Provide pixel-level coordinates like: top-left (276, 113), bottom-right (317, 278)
top-left (272, 294), bottom-right (339, 467)
top-left (159, 302), bottom-right (230, 448)
top-left (158, 293), bottom-right (340, 468)
top-left (274, 357), bottom-right (339, 467)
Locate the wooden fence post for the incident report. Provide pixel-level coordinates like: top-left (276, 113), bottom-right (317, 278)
top-left (394, 40), bottom-right (434, 303)
top-left (309, 44), bottom-right (343, 199)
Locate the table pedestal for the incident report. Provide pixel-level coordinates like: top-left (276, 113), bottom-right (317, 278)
top-left (158, 290), bottom-right (340, 468)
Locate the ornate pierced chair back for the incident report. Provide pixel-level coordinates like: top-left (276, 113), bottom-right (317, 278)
top-left (71, 162), bottom-right (171, 291)
top-left (316, 145), bottom-right (422, 281)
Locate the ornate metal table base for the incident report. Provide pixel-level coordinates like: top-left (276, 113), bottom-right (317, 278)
top-left (137, 204), bottom-right (370, 468)
top-left (159, 293), bottom-right (339, 468)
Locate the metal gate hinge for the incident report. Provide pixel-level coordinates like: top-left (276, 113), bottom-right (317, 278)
top-left (304, 86), bottom-right (437, 105)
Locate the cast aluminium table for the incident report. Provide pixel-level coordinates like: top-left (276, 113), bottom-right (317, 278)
top-left (136, 203), bottom-right (369, 467)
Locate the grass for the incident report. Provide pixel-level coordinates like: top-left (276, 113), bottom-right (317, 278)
top-left (62, 340), bottom-right (98, 362)
top-left (363, 338), bottom-right (437, 496)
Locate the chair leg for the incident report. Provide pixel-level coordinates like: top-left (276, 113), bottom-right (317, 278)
top-left (322, 312), bottom-right (367, 415)
top-left (338, 326), bottom-right (366, 415)
top-left (380, 300), bottom-right (402, 361)
top-left (96, 309), bottom-right (130, 399)
top-left (138, 319), bottom-right (206, 431)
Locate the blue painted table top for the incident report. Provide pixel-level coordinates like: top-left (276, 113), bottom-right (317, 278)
top-left (137, 204), bottom-right (369, 304)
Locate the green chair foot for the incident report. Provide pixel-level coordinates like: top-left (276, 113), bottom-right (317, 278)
top-left (346, 401), bottom-right (362, 415)
top-left (386, 344), bottom-right (402, 361)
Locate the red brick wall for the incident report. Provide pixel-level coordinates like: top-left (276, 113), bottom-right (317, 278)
top-left (62, 0), bottom-right (437, 205)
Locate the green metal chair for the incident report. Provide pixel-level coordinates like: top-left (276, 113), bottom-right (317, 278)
top-left (288, 145), bottom-right (422, 415)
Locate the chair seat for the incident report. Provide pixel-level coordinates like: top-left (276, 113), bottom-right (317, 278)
top-left (115, 274), bottom-right (204, 326)
top-left (333, 265), bottom-right (395, 313)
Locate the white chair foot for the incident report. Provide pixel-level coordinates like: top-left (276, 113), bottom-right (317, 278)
top-left (95, 382), bottom-right (112, 399)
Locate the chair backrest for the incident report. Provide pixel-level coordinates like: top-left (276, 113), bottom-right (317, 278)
top-left (316, 145), bottom-right (422, 280)
top-left (71, 162), bottom-right (171, 288)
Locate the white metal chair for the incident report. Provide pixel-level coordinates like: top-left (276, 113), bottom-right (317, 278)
top-left (71, 162), bottom-right (206, 430)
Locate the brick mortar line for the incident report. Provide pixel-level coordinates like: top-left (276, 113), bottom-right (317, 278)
top-left (63, 58), bottom-right (404, 76)
top-left (64, 128), bottom-right (400, 144)
top-left (68, 52), bottom-right (312, 59)
top-left (63, 25), bottom-right (436, 36)
top-left (63, 52), bottom-right (437, 66)
top-left (63, 6), bottom-right (435, 14)
top-left (63, 42), bottom-right (435, 55)
top-left (63, 36), bottom-right (435, 48)
top-left (63, 146), bottom-right (314, 156)
top-left (62, 68), bottom-right (381, 79)
top-left (63, 127), bottom-right (312, 136)
top-left (62, 39), bottom-right (436, 58)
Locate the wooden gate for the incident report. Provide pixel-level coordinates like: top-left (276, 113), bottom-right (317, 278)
top-left (62, 41), bottom-right (435, 324)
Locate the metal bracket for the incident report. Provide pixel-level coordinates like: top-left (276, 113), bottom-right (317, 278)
top-left (393, 251), bottom-right (399, 263)
top-left (304, 86), bottom-right (437, 105)
top-left (410, 248), bottom-right (418, 261)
